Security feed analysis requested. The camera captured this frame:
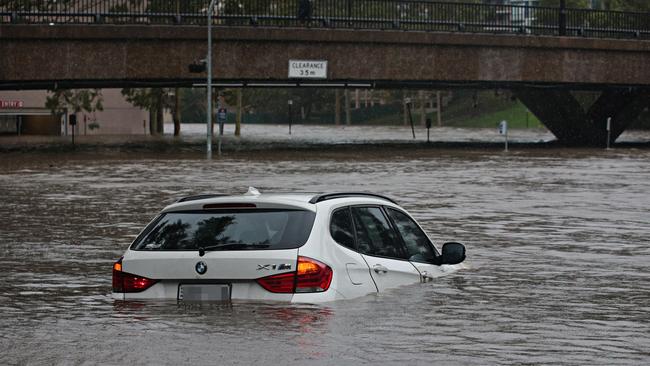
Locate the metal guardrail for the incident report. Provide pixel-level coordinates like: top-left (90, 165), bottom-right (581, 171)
top-left (0, 1), bottom-right (648, 40)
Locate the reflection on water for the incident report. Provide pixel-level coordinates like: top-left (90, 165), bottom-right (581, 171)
top-left (1, 145), bottom-right (650, 365)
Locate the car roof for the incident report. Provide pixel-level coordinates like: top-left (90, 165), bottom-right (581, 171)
top-left (162, 188), bottom-right (399, 213)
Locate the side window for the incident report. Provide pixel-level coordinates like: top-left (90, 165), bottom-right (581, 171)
top-left (386, 208), bottom-right (438, 263)
top-left (351, 207), bottom-right (407, 259)
top-left (330, 208), bottom-right (355, 251)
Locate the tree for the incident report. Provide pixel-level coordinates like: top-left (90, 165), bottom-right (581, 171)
top-left (180, 88), bottom-right (207, 123)
top-left (538, 0), bottom-right (590, 7)
top-left (0, 0), bottom-right (67, 11)
top-left (122, 88), bottom-right (170, 135)
top-left (589, 0), bottom-right (650, 11)
top-left (45, 89), bottom-right (103, 116)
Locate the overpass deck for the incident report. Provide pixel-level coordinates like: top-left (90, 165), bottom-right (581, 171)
top-left (2, 1), bottom-right (650, 146)
top-left (1, 0), bottom-right (649, 40)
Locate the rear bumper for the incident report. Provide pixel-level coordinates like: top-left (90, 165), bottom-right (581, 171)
top-left (113, 281), bottom-right (345, 303)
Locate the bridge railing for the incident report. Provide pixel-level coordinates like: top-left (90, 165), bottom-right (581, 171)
top-left (0, 0), bottom-right (648, 40)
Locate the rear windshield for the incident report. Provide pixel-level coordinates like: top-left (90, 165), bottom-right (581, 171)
top-left (131, 209), bottom-right (316, 251)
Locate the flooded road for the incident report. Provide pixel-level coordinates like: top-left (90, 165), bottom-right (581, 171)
top-left (1, 146), bottom-right (649, 365)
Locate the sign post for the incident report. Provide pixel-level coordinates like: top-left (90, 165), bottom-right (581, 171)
top-left (498, 120), bottom-right (508, 152)
top-left (288, 100), bottom-right (293, 135)
top-left (69, 114), bottom-right (77, 149)
top-left (606, 117), bottom-right (612, 150)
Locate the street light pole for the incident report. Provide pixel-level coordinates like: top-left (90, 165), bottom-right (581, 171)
top-left (206, 0), bottom-right (218, 159)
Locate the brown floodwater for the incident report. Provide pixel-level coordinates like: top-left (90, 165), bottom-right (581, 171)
top-left (1, 143), bottom-right (649, 365)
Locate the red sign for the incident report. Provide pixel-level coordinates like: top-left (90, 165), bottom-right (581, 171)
top-left (0, 100), bottom-right (24, 109)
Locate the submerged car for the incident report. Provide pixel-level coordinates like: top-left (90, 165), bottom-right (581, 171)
top-left (112, 188), bottom-right (466, 303)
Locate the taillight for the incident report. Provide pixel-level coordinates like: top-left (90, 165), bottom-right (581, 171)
top-left (256, 256), bottom-right (333, 294)
top-left (112, 257), bottom-right (158, 293)
top-left (256, 272), bottom-right (295, 293)
top-left (295, 257), bottom-right (333, 293)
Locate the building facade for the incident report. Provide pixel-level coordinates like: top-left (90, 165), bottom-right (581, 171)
top-left (0, 89), bottom-right (150, 136)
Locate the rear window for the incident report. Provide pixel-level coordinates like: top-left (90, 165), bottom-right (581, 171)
top-left (131, 209), bottom-right (316, 251)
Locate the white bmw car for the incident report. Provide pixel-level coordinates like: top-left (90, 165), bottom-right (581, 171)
top-left (112, 188), bottom-right (466, 303)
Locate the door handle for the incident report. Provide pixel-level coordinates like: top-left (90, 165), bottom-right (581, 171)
top-left (373, 264), bottom-right (388, 274)
top-left (421, 271), bottom-right (432, 282)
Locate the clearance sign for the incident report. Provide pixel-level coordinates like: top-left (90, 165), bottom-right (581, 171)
top-left (0, 100), bottom-right (24, 108)
top-left (288, 60), bottom-right (327, 79)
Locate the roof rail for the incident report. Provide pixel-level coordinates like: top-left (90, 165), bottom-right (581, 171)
top-left (176, 194), bottom-right (228, 203)
top-left (309, 192), bottom-right (398, 205)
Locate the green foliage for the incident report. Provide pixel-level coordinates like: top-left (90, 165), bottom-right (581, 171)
top-left (108, 4), bottom-right (129, 13)
top-left (122, 88), bottom-right (172, 134)
top-left (243, 88), bottom-right (337, 120)
top-left (147, 0), bottom-right (206, 13)
top-left (538, 0), bottom-right (591, 8)
top-left (45, 89), bottom-right (103, 116)
top-left (538, 0), bottom-right (649, 10)
top-left (121, 88), bottom-right (170, 111)
top-left (434, 90), bottom-right (539, 129)
top-left (449, 102), bottom-right (542, 129)
top-left (0, 0), bottom-right (73, 11)
top-left (180, 88), bottom-right (207, 123)
top-left (122, 88), bottom-right (153, 110)
top-left (589, 0), bottom-right (650, 11)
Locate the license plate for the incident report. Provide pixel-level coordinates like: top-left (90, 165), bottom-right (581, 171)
top-left (178, 284), bottom-right (231, 302)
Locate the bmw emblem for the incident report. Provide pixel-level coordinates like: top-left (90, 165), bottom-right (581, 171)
top-left (195, 261), bottom-right (207, 275)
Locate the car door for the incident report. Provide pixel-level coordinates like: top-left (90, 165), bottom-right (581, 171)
top-left (350, 206), bottom-right (421, 291)
top-left (328, 207), bottom-right (378, 297)
top-left (384, 207), bottom-right (448, 281)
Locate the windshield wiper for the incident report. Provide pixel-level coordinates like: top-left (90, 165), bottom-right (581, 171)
top-left (198, 243), bottom-right (270, 256)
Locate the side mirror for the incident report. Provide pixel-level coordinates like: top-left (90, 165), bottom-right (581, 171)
top-left (440, 242), bottom-right (466, 265)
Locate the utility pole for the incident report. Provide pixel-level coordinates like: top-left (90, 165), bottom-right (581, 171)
top-left (206, 0), bottom-right (219, 158)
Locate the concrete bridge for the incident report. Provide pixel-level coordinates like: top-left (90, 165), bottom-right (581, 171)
top-left (1, 22), bottom-right (650, 145)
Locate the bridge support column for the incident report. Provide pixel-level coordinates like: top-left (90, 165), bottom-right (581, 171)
top-left (515, 89), bottom-right (650, 146)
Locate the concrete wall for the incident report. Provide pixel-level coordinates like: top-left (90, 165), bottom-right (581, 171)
top-left (1, 25), bottom-right (650, 89)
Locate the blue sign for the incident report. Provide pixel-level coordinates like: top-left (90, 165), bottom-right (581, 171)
top-left (217, 108), bottom-right (227, 123)
top-left (498, 120), bottom-right (508, 135)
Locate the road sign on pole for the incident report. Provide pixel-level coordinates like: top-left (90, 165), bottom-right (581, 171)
top-left (499, 120), bottom-right (508, 152)
top-left (217, 107), bottom-right (227, 136)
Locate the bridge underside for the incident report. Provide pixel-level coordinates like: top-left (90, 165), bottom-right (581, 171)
top-left (2, 25), bottom-right (650, 145)
top-left (515, 89), bottom-right (650, 146)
